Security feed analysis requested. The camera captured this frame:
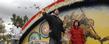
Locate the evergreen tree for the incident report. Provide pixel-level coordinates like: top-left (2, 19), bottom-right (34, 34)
top-left (11, 14), bottom-right (29, 28)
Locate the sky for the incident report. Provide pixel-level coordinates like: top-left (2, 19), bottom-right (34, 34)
top-left (0, 0), bottom-right (56, 32)
top-left (0, 0), bottom-right (56, 22)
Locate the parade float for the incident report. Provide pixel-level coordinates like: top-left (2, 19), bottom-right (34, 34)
top-left (19, 0), bottom-right (109, 44)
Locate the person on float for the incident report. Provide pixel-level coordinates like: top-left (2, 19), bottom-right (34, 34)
top-left (68, 20), bottom-right (85, 44)
top-left (42, 9), bottom-right (65, 44)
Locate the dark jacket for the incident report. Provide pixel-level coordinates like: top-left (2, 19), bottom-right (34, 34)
top-left (43, 13), bottom-right (65, 39)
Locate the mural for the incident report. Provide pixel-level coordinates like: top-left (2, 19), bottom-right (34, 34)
top-left (19, 0), bottom-right (109, 44)
top-left (39, 20), bottom-right (49, 38)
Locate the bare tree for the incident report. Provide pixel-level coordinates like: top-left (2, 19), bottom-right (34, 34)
top-left (0, 18), bottom-right (6, 41)
top-left (0, 18), bottom-right (5, 33)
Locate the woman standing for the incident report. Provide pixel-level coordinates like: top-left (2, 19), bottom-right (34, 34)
top-left (69, 20), bottom-right (85, 44)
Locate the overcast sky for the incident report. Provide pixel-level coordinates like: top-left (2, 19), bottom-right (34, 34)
top-left (0, 0), bottom-right (56, 22)
top-left (0, 0), bottom-right (56, 32)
